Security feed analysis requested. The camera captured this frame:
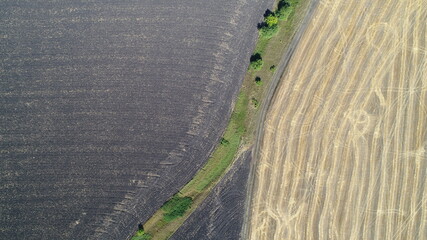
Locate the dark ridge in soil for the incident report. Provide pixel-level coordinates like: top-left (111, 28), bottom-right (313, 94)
top-left (170, 150), bottom-right (252, 240)
top-left (0, 0), bottom-right (271, 239)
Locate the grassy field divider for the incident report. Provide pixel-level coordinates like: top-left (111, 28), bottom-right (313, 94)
top-left (130, 0), bottom-right (309, 239)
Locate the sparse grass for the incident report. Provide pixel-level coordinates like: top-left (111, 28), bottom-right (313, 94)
top-left (132, 0), bottom-right (310, 239)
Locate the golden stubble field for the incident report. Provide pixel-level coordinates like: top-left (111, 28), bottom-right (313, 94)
top-left (248, 0), bottom-right (427, 239)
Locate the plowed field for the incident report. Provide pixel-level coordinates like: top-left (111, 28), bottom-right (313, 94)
top-left (248, 0), bottom-right (427, 239)
top-left (0, 0), bottom-right (269, 239)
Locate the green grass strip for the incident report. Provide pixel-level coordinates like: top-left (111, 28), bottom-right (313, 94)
top-left (131, 0), bottom-right (309, 238)
top-left (182, 92), bottom-right (248, 193)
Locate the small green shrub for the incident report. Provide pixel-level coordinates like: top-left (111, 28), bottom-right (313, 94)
top-left (265, 14), bottom-right (279, 27)
top-left (249, 59), bottom-right (264, 70)
top-left (259, 24), bottom-right (279, 39)
top-left (278, 0), bottom-right (291, 10)
top-left (258, 11), bottom-right (280, 39)
top-left (162, 196), bottom-right (193, 222)
top-left (251, 98), bottom-right (260, 108)
top-left (270, 65), bottom-right (276, 71)
top-left (220, 138), bottom-right (230, 146)
top-left (131, 230), bottom-right (152, 240)
top-left (255, 76), bottom-right (263, 86)
top-left (276, 1), bottom-right (293, 21)
top-left (249, 53), bottom-right (264, 70)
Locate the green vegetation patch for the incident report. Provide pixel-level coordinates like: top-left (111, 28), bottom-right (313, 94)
top-left (131, 230), bottom-right (152, 240)
top-left (265, 13), bottom-right (279, 26)
top-left (161, 195), bottom-right (193, 222)
top-left (251, 98), bottom-right (260, 108)
top-left (220, 137), bottom-right (230, 146)
top-left (183, 92), bottom-right (248, 193)
top-left (269, 65), bottom-right (276, 72)
top-left (258, 0), bottom-right (295, 39)
top-left (255, 76), bottom-right (263, 86)
top-left (249, 53), bottom-right (264, 70)
top-left (258, 11), bottom-right (279, 39)
top-left (259, 23), bottom-right (279, 39)
top-left (277, 0), bottom-right (293, 20)
top-left (132, 0), bottom-right (309, 238)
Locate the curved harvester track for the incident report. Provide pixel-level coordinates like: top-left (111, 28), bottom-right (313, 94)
top-left (248, 0), bottom-right (427, 239)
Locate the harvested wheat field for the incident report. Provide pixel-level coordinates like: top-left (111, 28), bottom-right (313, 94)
top-left (247, 0), bottom-right (427, 239)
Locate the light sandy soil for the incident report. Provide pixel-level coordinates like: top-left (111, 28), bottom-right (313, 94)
top-left (248, 0), bottom-right (427, 239)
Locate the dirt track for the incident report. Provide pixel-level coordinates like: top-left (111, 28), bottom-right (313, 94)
top-left (248, 0), bottom-right (427, 239)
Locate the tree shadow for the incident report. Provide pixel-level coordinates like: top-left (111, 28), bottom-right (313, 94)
top-left (257, 9), bottom-right (275, 29)
top-left (263, 9), bottom-right (274, 17)
top-left (278, 0), bottom-right (290, 9)
top-left (250, 53), bottom-right (262, 62)
top-left (257, 22), bottom-right (267, 29)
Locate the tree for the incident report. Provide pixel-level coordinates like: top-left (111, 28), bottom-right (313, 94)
top-left (259, 24), bottom-right (279, 38)
top-left (249, 53), bottom-right (264, 70)
top-left (255, 76), bottom-right (263, 86)
top-left (278, 0), bottom-right (290, 10)
top-left (250, 59), bottom-right (263, 70)
top-left (265, 14), bottom-right (279, 27)
top-left (276, 6), bottom-right (292, 20)
top-left (276, 0), bottom-right (293, 20)
top-left (270, 65), bottom-right (276, 71)
top-left (258, 12), bottom-right (280, 39)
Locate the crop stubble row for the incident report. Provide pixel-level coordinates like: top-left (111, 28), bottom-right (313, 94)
top-left (248, 0), bottom-right (427, 239)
